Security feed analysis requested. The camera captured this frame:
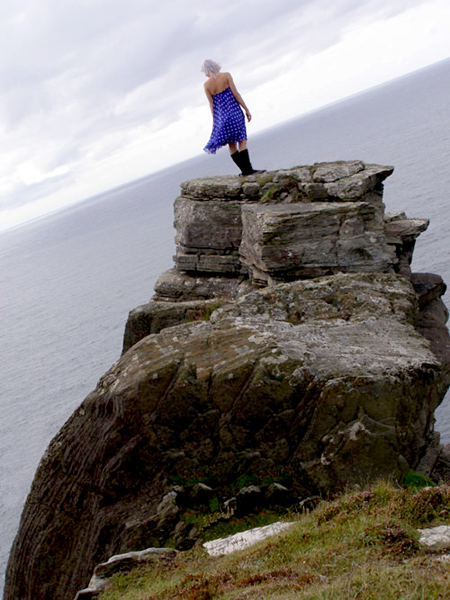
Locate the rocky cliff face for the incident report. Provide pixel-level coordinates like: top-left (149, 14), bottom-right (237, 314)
top-left (5, 162), bottom-right (450, 600)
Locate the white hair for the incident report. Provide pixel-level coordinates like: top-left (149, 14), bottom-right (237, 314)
top-left (201, 59), bottom-right (221, 78)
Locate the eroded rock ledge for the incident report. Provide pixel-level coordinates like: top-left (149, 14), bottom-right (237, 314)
top-left (5, 162), bottom-right (450, 600)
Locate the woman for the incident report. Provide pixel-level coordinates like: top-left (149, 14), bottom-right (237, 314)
top-left (202, 59), bottom-right (261, 176)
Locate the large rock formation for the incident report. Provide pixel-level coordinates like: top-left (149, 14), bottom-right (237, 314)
top-left (5, 162), bottom-right (450, 600)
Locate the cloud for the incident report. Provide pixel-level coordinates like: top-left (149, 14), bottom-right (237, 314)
top-left (0, 0), bottom-right (446, 223)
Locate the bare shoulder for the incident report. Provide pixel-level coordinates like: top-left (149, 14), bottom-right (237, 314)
top-left (226, 72), bottom-right (239, 93)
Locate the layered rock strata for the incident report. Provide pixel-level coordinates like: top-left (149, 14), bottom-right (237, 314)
top-left (171, 160), bottom-right (426, 285)
top-left (5, 161), bottom-right (450, 600)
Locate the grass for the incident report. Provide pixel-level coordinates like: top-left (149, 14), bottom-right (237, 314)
top-left (182, 300), bottom-right (225, 324)
top-left (100, 480), bottom-right (450, 599)
top-left (259, 184), bottom-right (281, 204)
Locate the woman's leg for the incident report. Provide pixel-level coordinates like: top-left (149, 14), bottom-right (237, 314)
top-left (229, 142), bottom-right (242, 173)
top-left (228, 140), bottom-right (247, 154)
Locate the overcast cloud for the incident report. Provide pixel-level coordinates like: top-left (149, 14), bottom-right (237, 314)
top-left (0, 0), bottom-right (449, 230)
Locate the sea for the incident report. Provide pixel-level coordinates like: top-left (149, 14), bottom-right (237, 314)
top-left (1, 57), bottom-right (449, 593)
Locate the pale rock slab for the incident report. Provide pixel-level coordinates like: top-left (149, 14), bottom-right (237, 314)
top-left (204, 522), bottom-right (294, 556)
top-left (419, 525), bottom-right (450, 549)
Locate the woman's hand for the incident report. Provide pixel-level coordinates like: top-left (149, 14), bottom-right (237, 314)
top-left (245, 109), bottom-right (252, 122)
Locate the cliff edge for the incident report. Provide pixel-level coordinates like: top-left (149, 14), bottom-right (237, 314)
top-left (5, 161), bottom-right (450, 600)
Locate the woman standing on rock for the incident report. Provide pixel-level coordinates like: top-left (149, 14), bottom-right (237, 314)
top-left (202, 59), bottom-right (261, 176)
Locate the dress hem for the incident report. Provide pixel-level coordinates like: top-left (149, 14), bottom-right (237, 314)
top-left (203, 134), bottom-right (247, 155)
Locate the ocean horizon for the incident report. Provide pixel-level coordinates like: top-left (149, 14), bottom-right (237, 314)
top-left (1, 57), bottom-right (450, 593)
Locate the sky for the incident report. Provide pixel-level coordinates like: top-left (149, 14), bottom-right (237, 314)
top-left (0, 0), bottom-right (449, 232)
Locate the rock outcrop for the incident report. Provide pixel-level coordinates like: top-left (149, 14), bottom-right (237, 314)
top-left (74, 547), bottom-right (178, 599)
top-left (174, 161), bottom-right (395, 282)
top-left (5, 162), bottom-right (450, 600)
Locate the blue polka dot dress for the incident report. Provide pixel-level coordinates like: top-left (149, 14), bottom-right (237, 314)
top-left (203, 87), bottom-right (247, 154)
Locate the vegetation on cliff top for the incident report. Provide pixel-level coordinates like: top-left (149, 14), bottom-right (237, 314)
top-left (100, 478), bottom-right (450, 599)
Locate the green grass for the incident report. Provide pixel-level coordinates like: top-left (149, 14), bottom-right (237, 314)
top-left (182, 300), bottom-right (225, 324)
top-left (100, 480), bottom-right (450, 599)
top-left (259, 184), bottom-right (281, 203)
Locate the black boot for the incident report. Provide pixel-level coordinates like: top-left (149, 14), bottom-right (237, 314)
top-left (237, 149), bottom-right (263, 176)
top-left (231, 150), bottom-right (242, 174)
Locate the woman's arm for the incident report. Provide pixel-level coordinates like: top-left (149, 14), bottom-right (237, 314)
top-left (204, 83), bottom-right (214, 116)
top-left (226, 73), bottom-right (252, 122)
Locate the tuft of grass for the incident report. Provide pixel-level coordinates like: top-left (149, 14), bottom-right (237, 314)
top-left (183, 300), bottom-right (225, 324)
top-left (100, 481), bottom-right (450, 599)
top-left (403, 469), bottom-right (436, 490)
top-left (200, 301), bottom-right (224, 321)
top-left (259, 184), bottom-right (280, 203)
top-left (399, 484), bottom-right (450, 525)
top-left (255, 173), bottom-right (274, 187)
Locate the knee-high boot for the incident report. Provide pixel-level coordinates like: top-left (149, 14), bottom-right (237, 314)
top-left (231, 150), bottom-right (242, 174)
top-left (237, 149), bottom-right (262, 176)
